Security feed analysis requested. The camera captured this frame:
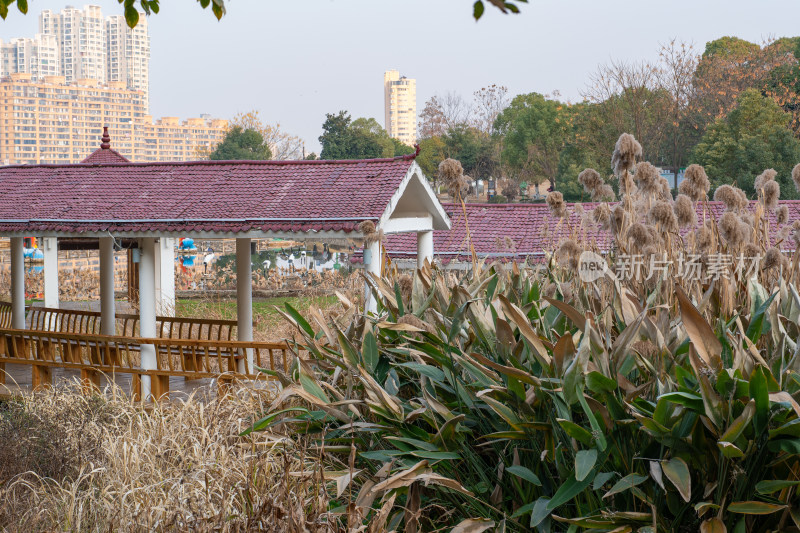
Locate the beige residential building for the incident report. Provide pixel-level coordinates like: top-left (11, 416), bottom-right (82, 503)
top-left (0, 73), bottom-right (226, 165)
top-left (384, 69), bottom-right (417, 146)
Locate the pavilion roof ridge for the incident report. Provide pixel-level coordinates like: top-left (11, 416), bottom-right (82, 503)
top-left (4, 153), bottom-right (419, 171)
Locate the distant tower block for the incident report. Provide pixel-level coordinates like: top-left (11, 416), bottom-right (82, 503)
top-left (384, 70), bottom-right (417, 146)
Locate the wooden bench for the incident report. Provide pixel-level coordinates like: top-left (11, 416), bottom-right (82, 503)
top-left (0, 327), bottom-right (294, 400)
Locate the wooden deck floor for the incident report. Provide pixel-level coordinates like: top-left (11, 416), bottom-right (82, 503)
top-left (0, 363), bottom-right (219, 400)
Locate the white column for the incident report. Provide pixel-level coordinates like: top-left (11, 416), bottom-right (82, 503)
top-left (99, 237), bottom-right (116, 336)
top-left (138, 238), bottom-right (157, 400)
top-left (10, 237), bottom-right (25, 329)
top-left (416, 230), bottom-right (433, 269)
top-left (236, 238), bottom-right (253, 373)
top-left (42, 237), bottom-right (59, 309)
top-left (364, 240), bottom-right (381, 314)
top-left (154, 237), bottom-right (175, 317)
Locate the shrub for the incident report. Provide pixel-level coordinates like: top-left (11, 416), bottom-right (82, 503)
top-left (488, 194), bottom-right (508, 204)
top-left (260, 264), bottom-right (800, 532)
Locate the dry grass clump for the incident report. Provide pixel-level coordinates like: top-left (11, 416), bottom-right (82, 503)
top-left (0, 383), bottom-right (332, 532)
top-left (754, 168), bottom-right (777, 193)
top-left (611, 133), bottom-right (642, 177)
top-left (763, 246), bottom-right (789, 271)
top-left (679, 164), bottom-right (710, 202)
top-left (648, 200), bottom-right (678, 232)
top-left (713, 184), bottom-right (748, 212)
top-left (762, 180), bottom-right (780, 211)
top-left (634, 161), bottom-right (661, 197)
top-left (674, 194), bottom-right (697, 228)
top-left (593, 203), bottom-right (612, 231)
top-left (546, 191), bottom-right (567, 218)
top-left (439, 158), bottom-right (468, 199)
top-left (718, 211), bottom-right (750, 249)
top-left (555, 239), bottom-right (581, 269)
top-left (358, 220), bottom-right (381, 246)
top-left (578, 168), bottom-right (615, 201)
top-left (777, 205), bottom-right (789, 225)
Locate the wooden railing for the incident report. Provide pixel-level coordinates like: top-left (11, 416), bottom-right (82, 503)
top-left (0, 302), bottom-right (11, 329)
top-left (0, 327), bottom-right (294, 399)
top-left (26, 306), bottom-right (238, 341)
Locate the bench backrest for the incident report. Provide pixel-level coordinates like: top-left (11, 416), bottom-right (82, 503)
top-left (26, 306), bottom-right (238, 342)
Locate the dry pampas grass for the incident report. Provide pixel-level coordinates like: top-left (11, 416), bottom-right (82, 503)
top-left (719, 211), bottom-right (749, 249)
top-left (648, 201), bottom-right (678, 233)
top-left (674, 194), bottom-right (697, 228)
top-left (714, 184), bottom-right (748, 212)
top-left (593, 203), bottom-right (612, 231)
top-left (754, 168), bottom-right (777, 193)
top-left (555, 239), bottom-right (582, 270)
top-left (619, 169), bottom-right (637, 196)
top-left (694, 224), bottom-right (713, 251)
top-left (578, 168), bottom-right (615, 201)
top-left (634, 161), bottom-right (661, 197)
top-left (546, 191), bottom-right (567, 218)
top-left (611, 205), bottom-right (626, 235)
top-left (611, 133), bottom-right (642, 177)
top-left (627, 222), bottom-right (652, 249)
top-left (679, 164), bottom-right (711, 202)
top-left (358, 220), bottom-right (381, 245)
top-left (743, 243), bottom-right (761, 258)
top-left (0, 383), bottom-right (332, 532)
top-left (762, 180), bottom-right (780, 211)
top-left (439, 158), bottom-right (468, 200)
top-left (763, 246), bottom-right (789, 271)
top-left (777, 205), bottom-right (789, 225)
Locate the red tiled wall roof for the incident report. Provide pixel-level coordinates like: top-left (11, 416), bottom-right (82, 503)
top-left (80, 147), bottom-right (130, 164)
top-left (0, 157), bottom-right (417, 235)
top-left (379, 201), bottom-right (800, 264)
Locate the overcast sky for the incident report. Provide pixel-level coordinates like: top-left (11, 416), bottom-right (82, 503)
top-left (2, 0), bottom-right (799, 152)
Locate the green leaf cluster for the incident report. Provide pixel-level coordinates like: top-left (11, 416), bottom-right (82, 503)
top-left (247, 265), bottom-right (800, 532)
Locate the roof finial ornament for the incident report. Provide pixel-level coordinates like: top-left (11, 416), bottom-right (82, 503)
top-left (100, 126), bottom-right (111, 150)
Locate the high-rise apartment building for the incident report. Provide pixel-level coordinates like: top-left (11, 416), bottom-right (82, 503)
top-left (105, 15), bottom-right (149, 96)
top-left (0, 73), bottom-right (225, 165)
top-left (0, 6), bottom-right (151, 99)
top-left (0, 35), bottom-right (61, 80)
top-left (384, 69), bottom-right (417, 146)
top-left (40, 5), bottom-right (108, 84)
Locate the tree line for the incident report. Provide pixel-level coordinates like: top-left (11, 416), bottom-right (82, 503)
top-left (208, 36), bottom-right (800, 203)
top-left (410, 36), bottom-right (800, 202)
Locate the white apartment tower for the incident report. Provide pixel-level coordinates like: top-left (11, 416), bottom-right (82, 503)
top-left (384, 69), bottom-right (417, 146)
top-left (41, 5), bottom-right (108, 84)
top-left (14, 5), bottom-right (151, 97)
top-left (106, 15), bottom-right (149, 97)
top-left (0, 35), bottom-right (60, 79)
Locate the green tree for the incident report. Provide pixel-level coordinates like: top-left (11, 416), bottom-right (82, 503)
top-left (691, 89), bottom-right (800, 196)
top-left (208, 126), bottom-right (272, 160)
top-left (442, 125), bottom-right (498, 180)
top-left (319, 112), bottom-right (411, 160)
top-left (701, 36), bottom-right (761, 59)
top-left (494, 93), bottom-right (571, 191)
top-left (390, 137), bottom-right (415, 157)
top-left (416, 136), bottom-right (447, 189)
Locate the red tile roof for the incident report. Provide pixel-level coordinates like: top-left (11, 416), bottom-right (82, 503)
top-left (80, 147), bottom-right (130, 165)
top-left (378, 201), bottom-right (800, 264)
top-left (0, 156), bottom-right (418, 235)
